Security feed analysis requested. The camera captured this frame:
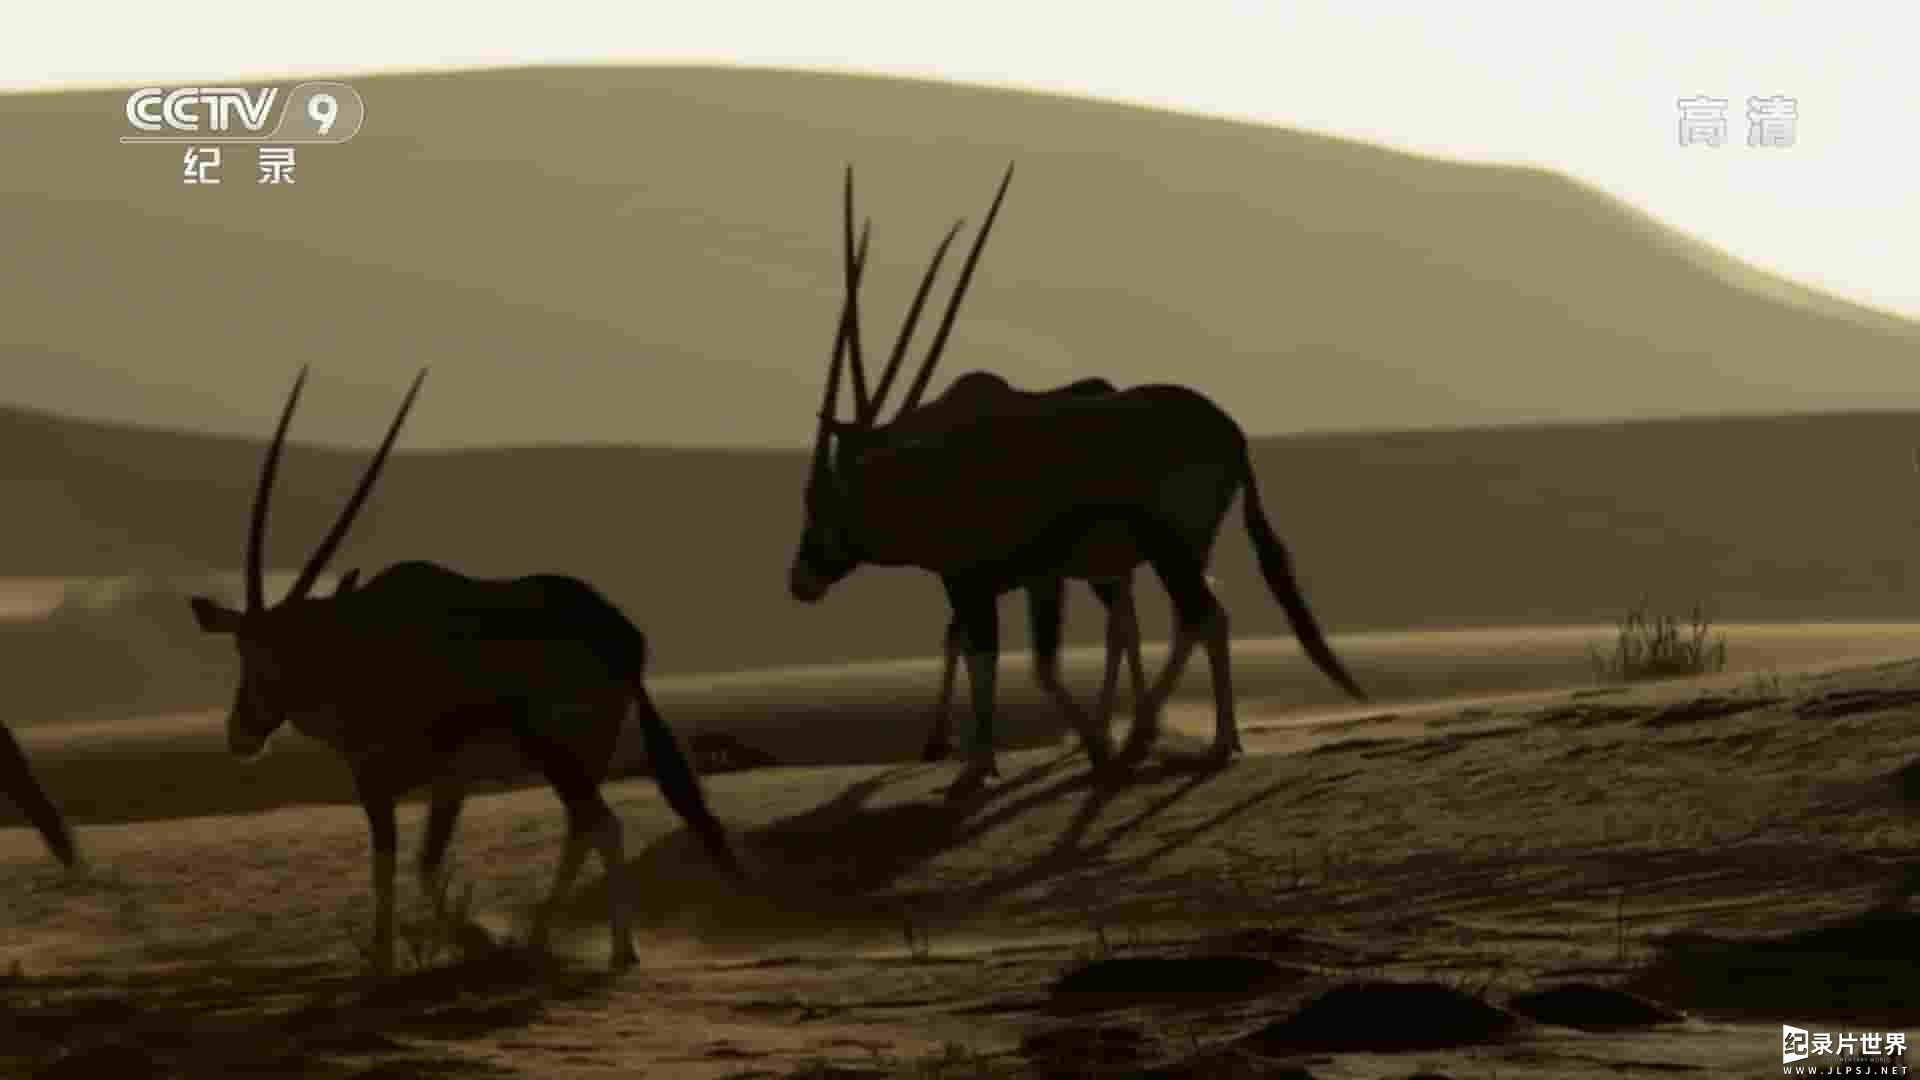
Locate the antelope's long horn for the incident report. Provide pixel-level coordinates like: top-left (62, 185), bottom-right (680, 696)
top-left (863, 217), bottom-right (965, 423)
top-left (813, 216), bottom-right (872, 464)
top-left (247, 366), bottom-right (311, 613)
top-left (841, 166), bottom-right (872, 421)
top-left (897, 161), bottom-right (1015, 417)
top-left (285, 369), bottom-right (427, 602)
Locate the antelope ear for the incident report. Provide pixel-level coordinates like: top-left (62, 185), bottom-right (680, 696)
top-left (190, 595), bottom-right (241, 634)
top-left (334, 569), bottom-right (361, 596)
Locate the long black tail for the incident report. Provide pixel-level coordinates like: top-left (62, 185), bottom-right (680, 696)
top-left (631, 682), bottom-right (745, 881)
top-left (1237, 444), bottom-right (1367, 701)
top-left (0, 721), bottom-right (75, 868)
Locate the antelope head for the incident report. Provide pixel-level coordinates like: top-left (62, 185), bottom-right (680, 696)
top-left (789, 163), bottom-right (1014, 604)
top-left (189, 368), bottom-right (425, 758)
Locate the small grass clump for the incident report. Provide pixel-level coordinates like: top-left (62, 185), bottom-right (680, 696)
top-left (341, 869), bottom-right (485, 975)
top-left (1590, 601), bottom-right (1727, 683)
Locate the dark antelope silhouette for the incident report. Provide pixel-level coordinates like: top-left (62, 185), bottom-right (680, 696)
top-left (0, 721), bottom-right (76, 868)
top-left (788, 164), bottom-right (1367, 796)
top-left (189, 368), bottom-right (741, 974)
top-left (898, 373), bottom-right (1149, 765)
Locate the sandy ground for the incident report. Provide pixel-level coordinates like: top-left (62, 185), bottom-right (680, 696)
top-left (5, 623), bottom-right (1920, 1077)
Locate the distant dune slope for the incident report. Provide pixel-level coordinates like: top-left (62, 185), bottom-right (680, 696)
top-left (0, 65), bottom-right (1916, 452)
top-left (6, 406), bottom-right (1920, 679)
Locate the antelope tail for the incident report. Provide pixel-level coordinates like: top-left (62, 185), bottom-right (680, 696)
top-left (630, 681), bottom-right (745, 881)
top-left (0, 722), bottom-right (75, 868)
top-left (1237, 444), bottom-right (1367, 701)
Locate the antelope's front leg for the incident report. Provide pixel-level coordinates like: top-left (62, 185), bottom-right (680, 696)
top-left (417, 775), bottom-right (467, 923)
top-left (353, 769), bottom-right (399, 977)
top-left (945, 584), bottom-right (1001, 799)
top-left (1104, 584), bottom-right (1152, 760)
top-left (1084, 579), bottom-right (1142, 770)
top-left (923, 620), bottom-right (963, 762)
top-left (1031, 577), bottom-right (1108, 768)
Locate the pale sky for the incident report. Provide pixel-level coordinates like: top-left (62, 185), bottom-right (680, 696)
top-left (13, 2), bottom-right (1918, 321)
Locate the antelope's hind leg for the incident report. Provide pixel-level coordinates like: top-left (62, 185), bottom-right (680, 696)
top-left (584, 696), bottom-right (638, 971)
top-left (510, 701), bottom-right (636, 970)
top-left (1198, 602), bottom-right (1238, 762)
top-left (1117, 582), bottom-right (1152, 731)
top-left (1126, 602), bottom-right (1234, 765)
top-left (0, 722), bottom-right (77, 869)
top-left (1122, 518), bottom-right (1237, 767)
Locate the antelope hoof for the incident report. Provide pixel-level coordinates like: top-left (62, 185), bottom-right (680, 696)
top-left (1118, 731), bottom-right (1158, 764)
top-left (943, 761), bottom-right (996, 802)
top-left (1204, 740), bottom-right (1240, 768)
top-left (1080, 736), bottom-right (1116, 770)
top-left (526, 919), bottom-right (553, 956)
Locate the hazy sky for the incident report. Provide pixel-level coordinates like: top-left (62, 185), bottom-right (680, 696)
top-left (13, 2), bottom-right (1917, 320)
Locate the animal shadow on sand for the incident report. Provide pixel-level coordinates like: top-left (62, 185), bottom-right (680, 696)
top-left (1623, 906), bottom-right (1920, 1025)
top-left (565, 747), bottom-right (1291, 946)
top-left (2, 942), bottom-right (614, 1078)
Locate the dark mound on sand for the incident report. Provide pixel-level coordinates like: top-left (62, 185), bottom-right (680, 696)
top-left (778, 1066), bottom-right (891, 1080)
top-left (1049, 953), bottom-right (1307, 1012)
top-left (3, 994), bottom-right (141, 1053)
top-left (32, 1038), bottom-right (169, 1080)
top-left (685, 732), bottom-right (782, 773)
top-left (1145, 1049), bottom-right (1319, 1078)
top-left (1240, 980), bottom-right (1527, 1053)
top-left (1640, 695), bottom-right (1781, 729)
top-left (1795, 688), bottom-right (1920, 721)
top-left (348, 1061), bottom-right (518, 1079)
top-left (1890, 754), bottom-right (1920, 803)
top-left (1627, 908), bottom-right (1920, 1021)
top-left (1507, 982), bottom-right (1686, 1030)
top-left (1022, 1022), bottom-right (1152, 1076)
top-left (355, 945), bottom-right (552, 1010)
top-left (1535, 703), bottom-right (1647, 729)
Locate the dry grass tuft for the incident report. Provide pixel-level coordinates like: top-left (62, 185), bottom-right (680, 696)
top-left (1591, 602), bottom-right (1728, 682)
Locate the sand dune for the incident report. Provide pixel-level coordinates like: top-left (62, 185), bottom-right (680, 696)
top-left (4, 67), bottom-right (1916, 453)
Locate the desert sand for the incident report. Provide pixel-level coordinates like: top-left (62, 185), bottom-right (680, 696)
top-left (6, 622), bottom-right (1920, 1078)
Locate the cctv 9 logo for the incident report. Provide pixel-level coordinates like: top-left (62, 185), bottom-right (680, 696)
top-left (122, 82), bottom-right (366, 143)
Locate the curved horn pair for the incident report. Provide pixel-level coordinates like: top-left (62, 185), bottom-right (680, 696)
top-left (824, 163), bottom-right (1016, 431)
top-left (246, 367), bottom-right (427, 611)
